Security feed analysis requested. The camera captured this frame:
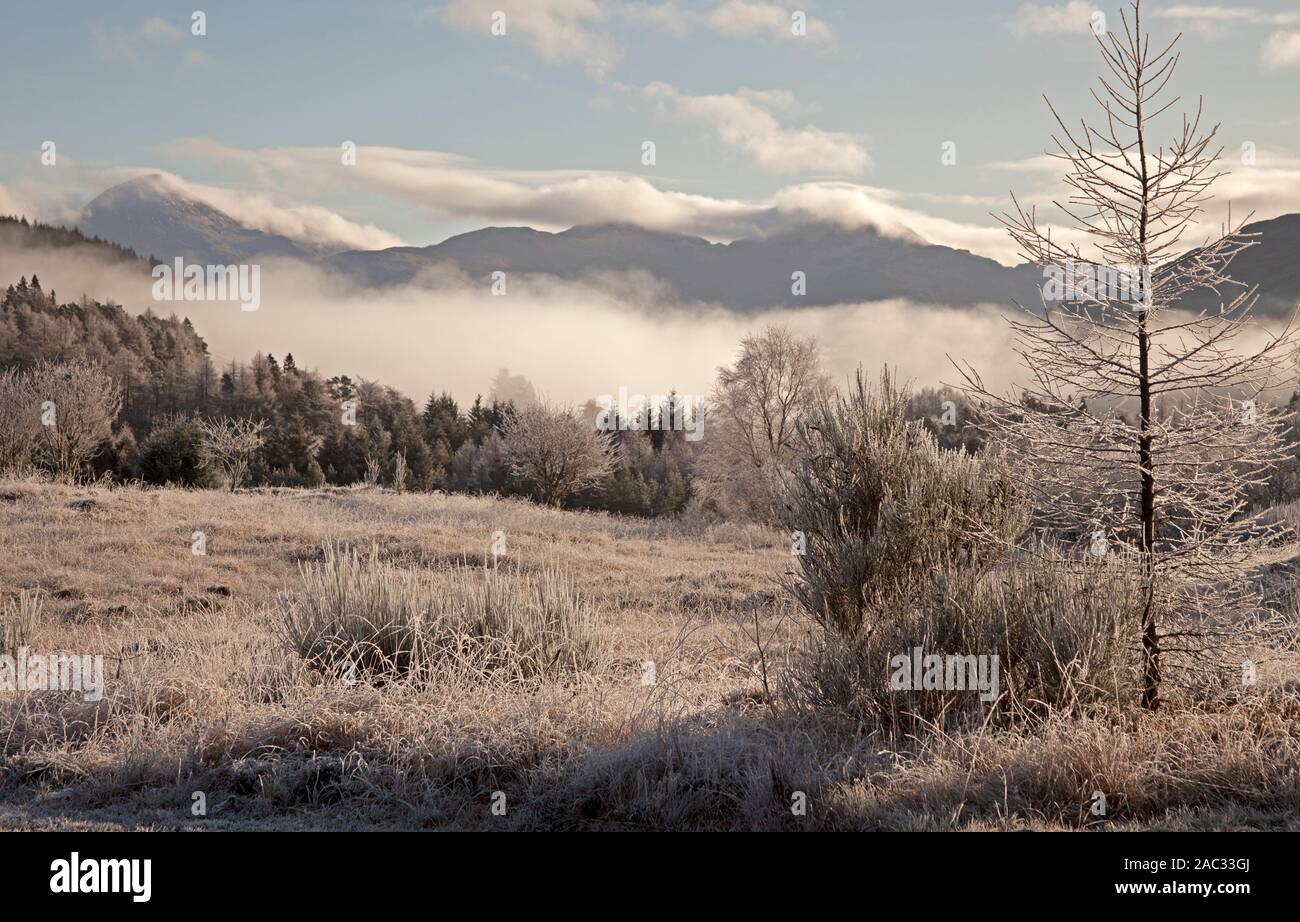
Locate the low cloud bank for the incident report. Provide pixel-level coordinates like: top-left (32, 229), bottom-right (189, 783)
top-left (0, 245), bottom-right (1037, 405)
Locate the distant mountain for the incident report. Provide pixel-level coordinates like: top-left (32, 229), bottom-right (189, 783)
top-left (78, 174), bottom-right (315, 265)
top-left (1177, 213), bottom-right (1300, 317)
top-left (333, 217), bottom-right (1300, 314)
top-left (332, 222), bottom-right (1047, 309)
top-left (68, 176), bottom-right (1300, 315)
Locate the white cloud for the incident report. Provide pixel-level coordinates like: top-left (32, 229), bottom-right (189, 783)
top-left (623, 1), bottom-right (835, 45)
top-left (642, 83), bottom-right (869, 174)
top-left (180, 183), bottom-right (403, 252)
top-left (621, 1), bottom-right (693, 34)
top-left (1009, 2), bottom-right (1300, 52)
top-left (1007, 4), bottom-right (1300, 45)
top-left (987, 154), bottom-right (1062, 174)
top-left (431, 1), bottom-right (834, 78)
top-left (116, 166), bottom-right (405, 251)
top-left (1008, 1), bottom-right (1100, 38)
top-left (1212, 151), bottom-right (1300, 223)
top-left (158, 139), bottom-right (1032, 262)
top-left (91, 18), bottom-right (212, 68)
top-left (0, 185), bottom-right (38, 221)
top-left (166, 137), bottom-right (764, 239)
top-left (33, 136), bottom-right (1300, 269)
top-left (1263, 30), bottom-right (1300, 69)
top-left (140, 17), bottom-right (186, 41)
top-left (770, 183), bottom-right (1027, 262)
top-left (1158, 4), bottom-right (1300, 25)
top-left (431, 0), bottom-right (621, 77)
top-left (345, 151), bottom-right (765, 238)
top-left (1154, 6), bottom-right (1300, 33)
top-left (0, 158), bottom-right (93, 226)
top-left (983, 149), bottom-right (1300, 244)
top-left (705, 1), bottom-right (835, 45)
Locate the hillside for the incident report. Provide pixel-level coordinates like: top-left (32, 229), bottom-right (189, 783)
top-left (0, 281), bottom-right (213, 435)
top-left (1177, 213), bottom-right (1300, 317)
top-left (0, 215), bottom-right (153, 266)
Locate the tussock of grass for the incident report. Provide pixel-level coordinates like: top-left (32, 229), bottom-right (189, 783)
top-left (781, 554), bottom-right (1147, 730)
top-left (278, 543), bottom-right (606, 681)
top-left (1, 588), bottom-right (42, 656)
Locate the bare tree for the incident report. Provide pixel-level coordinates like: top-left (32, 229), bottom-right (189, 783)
top-left (0, 367), bottom-right (40, 475)
top-left (198, 416), bottom-right (267, 491)
top-left (713, 325), bottom-right (830, 470)
top-left (958, 0), bottom-right (1296, 709)
top-left (708, 325), bottom-right (831, 519)
top-left (30, 360), bottom-right (122, 483)
top-left (503, 402), bottom-right (616, 507)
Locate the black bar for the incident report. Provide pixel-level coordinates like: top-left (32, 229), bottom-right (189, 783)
top-left (0, 831), bottom-right (1277, 907)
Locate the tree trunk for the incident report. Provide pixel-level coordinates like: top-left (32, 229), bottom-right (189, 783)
top-left (1138, 319), bottom-right (1160, 710)
top-left (1135, 21), bottom-right (1160, 709)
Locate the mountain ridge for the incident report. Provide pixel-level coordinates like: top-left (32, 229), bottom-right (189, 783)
top-left (78, 174), bottom-right (317, 265)
top-left (68, 175), bottom-right (1300, 315)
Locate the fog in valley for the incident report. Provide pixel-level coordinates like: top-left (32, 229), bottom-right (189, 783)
top-left (0, 243), bottom-right (1031, 404)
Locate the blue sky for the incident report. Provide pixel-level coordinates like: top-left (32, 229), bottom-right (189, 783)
top-left (2, 0), bottom-right (1299, 261)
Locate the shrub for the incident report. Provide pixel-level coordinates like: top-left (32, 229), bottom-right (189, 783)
top-left (278, 544), bottom-right (605, 682)
top-left (777, 368), bottom-right (1143, 728)
top-left (196, 416), bottom-right (266, 491)
top-left (777, 368), bottom-right (1022, 637)
top-left (136, 414), bottom-right (218, 487)
top-left (90, 424), bottom-right (138, 480)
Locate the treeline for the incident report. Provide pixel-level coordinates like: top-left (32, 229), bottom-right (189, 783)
top-left (0, 279), bottom-right (697, 515)
top-left (13, 275), bottom-right (1293, 518)
top-left (0, 215), bottom-right (153, 265)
